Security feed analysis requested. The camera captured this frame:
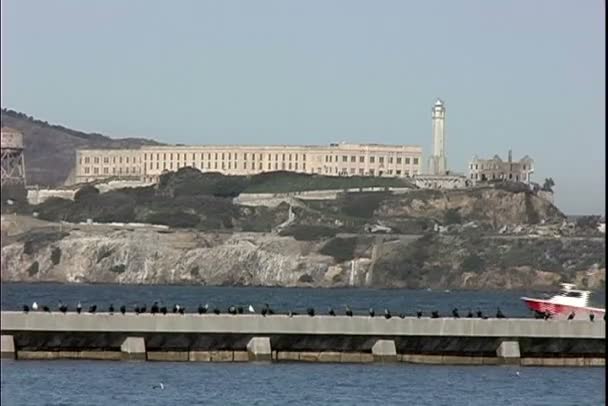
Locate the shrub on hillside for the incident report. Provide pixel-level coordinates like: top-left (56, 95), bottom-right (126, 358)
top-left (338, 192), bottom-right (391, 219)
top-left (74, 185), bottom-right (100, 202)
top-left (279, 225), bottom-right (337, 241)
top-left (320, 237), bottom-right (358, 262)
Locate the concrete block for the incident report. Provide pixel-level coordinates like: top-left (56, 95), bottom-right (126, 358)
top-left (147, 351), bottom-right (189, 362)
top-left (360, 353), bottom-right (374, 363)
top-left (587, 358), bottom-right (606, 367)
top-left (210, 351), bottom-right (233, 362)
top-left (120, 337), bottom-right (146, 361)
top-left (299, 352), bottom-right (320, 362)
top-left (372, 339), bottom-right (397, 362)
top-left (496, 340), bottom-right (520, 365)
top-left (318, 352), bottom-right (341, 363)
top-left (233, 351), bottom-right (249, 362)
top-left (80, 351), bottom-right (122, 361)
top-left (277, 351), bottom-right (300, 361)
top-left (340, 352), bottom-right (362, 363)
top-left (246, 337), bottom-right (271, 362)
top-left (189, 351), bottom-right (211, 362)
top-left (401, 354), bottom-right (444, 364)
top-left (1, 335), bottom-right (15, 359)
top-left (441, 355), bottom-right (482, 365)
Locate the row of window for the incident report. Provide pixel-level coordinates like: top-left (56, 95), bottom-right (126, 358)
top-left (326, 155), bottom-right (418, 165)
top-left (470, 173), bottom-right (527, 181)
top-left (143, 152), bottom-right (307, 162)
top-left (81, 156), bottom-right (139, 165)
top-left (470, 163), bottom-right (530, 171)
top-left (83, 166), bottom-right (140, 175)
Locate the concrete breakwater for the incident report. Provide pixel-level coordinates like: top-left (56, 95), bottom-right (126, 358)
top-left (1, 312), bottom-right (604, 366)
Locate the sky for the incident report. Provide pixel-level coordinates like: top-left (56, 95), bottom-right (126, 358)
top-left (0, 1), bottom-right (605, 214)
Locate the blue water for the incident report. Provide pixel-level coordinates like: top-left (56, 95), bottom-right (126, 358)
top-left (1, 283), bottom-right (605, 405)
top-left (4, 282), bottom-right (599, 317)
top-left (1, 360), bottom-right (605, 406)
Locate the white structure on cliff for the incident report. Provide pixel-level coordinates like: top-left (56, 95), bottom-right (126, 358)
top-left (427, 99), bottom-right (447, 176)
top-left (1, 127), bottom-right (26, 187)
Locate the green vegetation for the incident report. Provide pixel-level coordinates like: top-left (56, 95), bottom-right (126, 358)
top-left (462, 253), bottom-right (484, 273)
top-left (443, 208), bottom-right (462, 225)
top-left (26, 261), bottom-right (39, 277)
top-left (110, 264), bottom-right (126, 274)
top-left (338, 192), bottom-right (391, 219)
top-left (50, 247), bottom-right (62, 265)
top-left (319, 237), bottom-right (358, 262)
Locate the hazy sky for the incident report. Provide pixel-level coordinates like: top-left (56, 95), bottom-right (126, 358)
top-left (1, 1), bottom-right (604, 214)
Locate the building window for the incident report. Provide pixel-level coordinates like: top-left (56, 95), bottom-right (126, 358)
top-left (243, 162), bottom-right (247, 169)
top-left (342, 156), bottom-right (348, 162)
top-left (389, 157), bottom-right (393, 164)
top-left (413, 158), bottom-right (419, 165)
top-left (282, 154), bottom-right (286, 161)
top-left (396, 170), bottom-right (401, 175)
top-left (84, 157), bottom-right (90, 164)
top-left (113, 168), bottom-right (116, 174)
top-left (84, 167), bottom-right (90, 174)
top-left (275, 163), bottom-right (278, 170)
top-left (405, 158), bottom-right (410, 164)
top-left (268, 163), bottom-right (271, 170)
top-left (369, 169), bottom-right (375, 176)
top-left (94, 157), bottom-right (100, 164)
top-left (359, 156), bottom-right (364, 163)
top-left (295, 163), bottom-right (298, 170)
top-left (228, 153), bottom-right (231, 160)
top-left (351, 156), bottom-right (356, 162)
top-left (295, 154), bottom-right (298, 161)
top-left (370, 157), bottom-right (375, 163)
top-left (281, 163), bottom-right (285, 170)
top-left (379, 157), bottom-right (384, 164)
top-left (359, 168), bottom-right (364, 175)
top-left (258, 162), bottom-right (262, 170)
top-left (251, 162), bottom-right (255, 170)
top-left (388, 169), bottom-right (393, 175)
top-left (350, 168), bottom-right (355, 174)
top-left (289, 154), bottom-right (292, 161)
top-left (397, 157), bottom-right (402, 164)
top-left (104, 157), bottom-right (109, 164)
top-left (228, 162), bottom-right (231, 169)
top-left (93, 167), bottom-right (99, 174)
top-left (289, 163), bottom-right (292, 170)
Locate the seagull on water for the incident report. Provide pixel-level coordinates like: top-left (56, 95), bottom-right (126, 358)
top-left (152, 383), bottom-right (165, 390)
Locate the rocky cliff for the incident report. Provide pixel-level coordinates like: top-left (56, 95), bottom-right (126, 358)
top-left (1, 217), bottom-right (604, 290)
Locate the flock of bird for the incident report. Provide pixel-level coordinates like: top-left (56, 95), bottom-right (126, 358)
top-left (20, 301), bottom-right (521, 319)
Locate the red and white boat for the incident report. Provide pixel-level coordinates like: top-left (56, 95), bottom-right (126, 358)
top-left (521, 283), bottom-right (605, 320)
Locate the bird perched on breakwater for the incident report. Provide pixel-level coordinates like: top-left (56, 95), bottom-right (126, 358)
top-left (328, 307), bottom-right (336, 316)
top-left (76, 302), bottom-right (82, 314)
top-left (416, 310), bottom-right (422, 319)
top-left (228, 306), bottom-right (237, 315)
top-left (88, 305), bottom-right (97, 314)
top-left (120, 305), bottom-right (126, 315)
top-left (134, 305), bottom-right (141, 315)
top-left (237, 306), bottom-right (244, 314)
top-left (431, 311), bottom-right (440, 319)
top-left (384, 309), bottom-right (392, 319)
top-left (345, 305), bottom-right (353, 317)
top-left (261, 304), bottom-right (273, 317)
top-left (369, 308), bottom-right (375, 318)
top-left (109, 304), bottom-right (115, 314)
top-left (32, 302), bottom-right (38, 311)
top-left (58, 301), bottom-right (67, 314)
top-left (466, 309), bottom-right (474, 318)
top-left (399, 313), bottom-right (406, 319)
top-left (452, 308), bottom-right (460, 318)
top-left (140, 304), bottom-right (147, 314)
top-left (567, 312), bottom-right (575, 320)
top-left (496, 308), bottom-right (505, 319)
top-left (42, 305), bottom-right (51, 313)
top-left (178, 306), bottom-right (185, 315)
top-left (23, 304), bottom-right (30, 313)
top-left (151, 302), bottom-right (159, 315)
top-left (543, 311), bottom-right (551, 320)
top-left (173, 304), bottom-right (179, 314)
top-left (152, 383), bottom-right (164, 390)
top-left (589, 313), bottom-right (595, 322)
top-left (307, 307), bottom-right (315, 317)
top-left (248, 305), bottom-right (255, 313)
top-left (476, 309), bottom-right (483, 318)
top-left (198, 304), bottom-right (208, 315)
top-left (160, 306), bottom-right (167, 315)
top-left (213, 308), bottom-right (220, 315)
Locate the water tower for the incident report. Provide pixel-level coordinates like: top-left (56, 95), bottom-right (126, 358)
top-left (1, 127), bottom-right (26, 186)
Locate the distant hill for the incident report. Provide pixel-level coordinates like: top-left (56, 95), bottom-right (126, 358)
top-left (0, 108), bottom-right (162, 186)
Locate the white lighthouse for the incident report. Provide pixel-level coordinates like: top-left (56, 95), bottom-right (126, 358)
top-left (427, 98), bottom-right (447, 175)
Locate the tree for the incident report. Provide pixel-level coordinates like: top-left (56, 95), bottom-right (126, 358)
top-left (542, 178), bottom-right (555, 192)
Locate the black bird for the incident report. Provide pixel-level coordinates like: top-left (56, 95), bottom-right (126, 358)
top-left (307, 307), bottom-right (315, 317)
top-left (43, 305), bottom-right (51, 313)
top-left (109, 304), bottom-right (115, 314)
top-left (452, 308), bottom-right (460, 318)
top-left (76, 302), bottom-right (82, 314)
top-left (173, 305), bottom-right (179, 314)
top-left (261, 304), bottom-right (269, 317)
top-left (416, 310), bottom-right (423, 319)
top-left (466, 309), bottom-right (474, 318)
top-left (134, 305), bottom-right (141, 315)
top-left (589, 313), bottom-right (595, 322)
top-left (237, 306), bottom-right (244, 314)
top-left (178, 307), bottom-right (185, 315)
top-left (198, 304), bottom-right (207, 315)
top-left (328, 307), bottom-right (336, 316)
top-left (345, 305), bottom-right (353, 317)
top-left (228, 306), bottom-right (237, 315)
top-left (264, 303), bottom-right (274, 315)
top-left (88, 305), bottom-right (97, 314)
top-left (399, 313), bottom-right (406, 319)
top-left (496, 308), bottom-right (505, 319)
top-left (476, 309), bottom-right (483, 318)
top-left (384, 309), bottom-right (392, 319)
top-left (151, 302), bottom-right (159, 315)
top-left (213, 308), bottom-right (220, 315)
top-left (369, 308), bottom-right (375, 318)
top-left (23, 304), bottom-right (30, 313)
top-left (431, 311), bottom-right (440, 319)
top-left (59, 302), bottom-right (68, 314)
top-left (160, 306), bottom-right (167, 315)
top-left (140, 304), bottom-right (147, 314)
top-left (120, 305), bottom-right (126, 315)
top-left (567, 312), bottom-right (575, 320)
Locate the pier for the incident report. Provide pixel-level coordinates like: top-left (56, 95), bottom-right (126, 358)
top-left (1, 312), bottom-right (604, 366)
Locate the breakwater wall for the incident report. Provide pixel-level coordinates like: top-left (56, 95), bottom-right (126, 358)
top-left (1, 312), bottom-right (604, 366)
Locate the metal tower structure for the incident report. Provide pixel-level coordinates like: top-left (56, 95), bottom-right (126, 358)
top-left (1, 127), bottom-right (26, 187)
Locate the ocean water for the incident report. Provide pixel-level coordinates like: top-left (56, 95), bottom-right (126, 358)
top-left (5, 282), bottom-right (604, 317)
top-left (1, 283), bottom-right (605, 405)
top-left (1, 360), bottom-right (605, 406)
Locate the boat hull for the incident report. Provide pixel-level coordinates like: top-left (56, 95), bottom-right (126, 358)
top-left (521, 297), bottom-right (605, 320)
